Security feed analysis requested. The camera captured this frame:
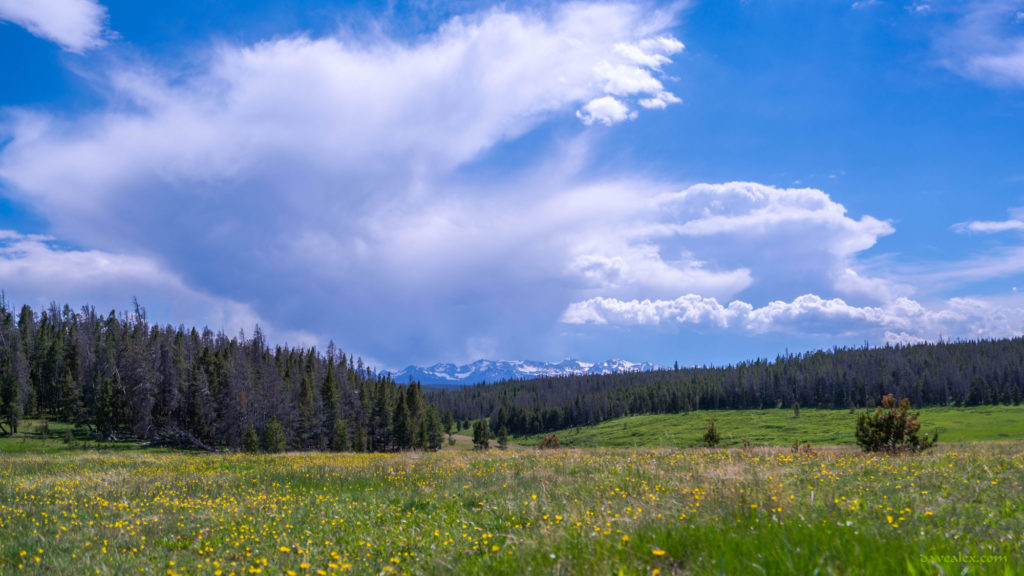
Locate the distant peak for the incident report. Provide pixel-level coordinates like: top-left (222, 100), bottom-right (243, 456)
top-left (392, 358), bottom-right (661, 386)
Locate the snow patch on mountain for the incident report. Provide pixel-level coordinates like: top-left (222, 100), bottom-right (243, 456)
top-left (392, 358), bottom-right (661, 386)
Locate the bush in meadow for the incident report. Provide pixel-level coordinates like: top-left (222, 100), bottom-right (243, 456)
top-left (702, 419), bottom-right (721, 448)
top-left (855, 394), bottom-right (937, 453)
top-left (538, 434), bottom-right (561, 449)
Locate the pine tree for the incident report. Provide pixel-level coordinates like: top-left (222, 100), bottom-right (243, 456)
top-left (298, 371), bottom-right (317, 449)
top-left (242, 424), bottom-right (260, 453)
top-left (185, 363), bottom-right (215, 442)
top-left (392, 393), bottom-right (413, 450)
top-left (321, 358), bottom-right (338, 447)
top-left (263, 417), bottom-right (287, 453)
top-left (0, 302), bottom-right (19, 435)
top-left (472, 419), bottom-right (490, 450)
top-left (57, 371), bottom-right (81, 423)
top-left (0, 353), bottom-right (19, 435)
top-left (442, 410), bottom-right (454, 441)
top-left (354, 424), bottom-right (367, 453)
top-left (372, 379), bottom-right (393, 451)
top-left (331, 417), bottom-right (349, 451)
top-left (497, 425), bottom-right (509, 450)
top-left (425, 406), bottom-right (443, 450)
top-left (416, 417), bottom-right (428, 450)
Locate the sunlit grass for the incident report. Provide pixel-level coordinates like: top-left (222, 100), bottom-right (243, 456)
top-left (1, 441), bottom-right (1021, 574)
top-left (518, 405), bottom-right (1024, 449)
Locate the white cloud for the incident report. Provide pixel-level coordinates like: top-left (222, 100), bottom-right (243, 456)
top-left (952, 208), bottom-right (1024, 240)
top-left (0, 2), bottom-right (688, 364)
top-left (851, 0), bottom-right (881, 9)
top-left (939, 1), bottom-right (1024, 86)
top-left (638, 91), bottom-right (682, 109)
top-left (0, 230), bottom-right (315, 346)
top-left (645, 182), bottom-right (897, 302)
top-left (11, 2), bottom-right (1016, 365)
top-left (953, 219), bottom-right (1024, 233)
top-left (889, 245), bottom-right (1024, 293)
top-left (0, 0), bottom-right (108, 53)
top-left (883, 331), bottom-right (929, 346)
top-left (576, 95), bottom-right (637, 125)
top-left (562, 292), bottom-right (1024, 342)
top-left (0, 3), bottom-right (684, 217)
top-left (614, 36), bottom-right (683, 68)
top-left (350, 178), bottom-right (901, 363)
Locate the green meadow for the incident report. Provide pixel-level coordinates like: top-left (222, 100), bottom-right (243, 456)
top-left (0, 442), bottom-right (1020, 574)
top-left (1, 408), bottom-right (1022, 575)
top-left (518, 405), bottom-right (1024, 449)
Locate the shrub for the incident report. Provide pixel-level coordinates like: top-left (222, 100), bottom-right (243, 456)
top-left (791, 441), bottom-right (815, 456)
top-left (855, 394), bottom-right (937, 453)
top-left (538, 434), bottom-right (561, 449)
top-left (702, 419), bottom-right (720, 448)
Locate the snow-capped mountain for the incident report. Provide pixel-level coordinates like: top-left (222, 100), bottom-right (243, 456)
top-left (391, 358), bottom-right (661, 387)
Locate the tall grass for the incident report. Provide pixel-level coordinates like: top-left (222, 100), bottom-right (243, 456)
top-left (1, 442), bottom-right (1021, 574)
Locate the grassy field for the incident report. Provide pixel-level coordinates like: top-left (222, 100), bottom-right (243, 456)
top-left (1, 441), bottom-right (1022, 575)
top-left (518, 405), bottom-right (1024, 449)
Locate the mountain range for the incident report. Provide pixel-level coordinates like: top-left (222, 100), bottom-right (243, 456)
top-left (391, 358), bottom-right (661, 387)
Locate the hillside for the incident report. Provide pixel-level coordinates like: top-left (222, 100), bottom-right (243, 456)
top-left (515, 405), bottom-right (1024, 449)
top-left (429, 338), bottom-right (1024, 436)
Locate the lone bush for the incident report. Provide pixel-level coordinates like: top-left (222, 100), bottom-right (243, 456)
top-left (855, 394), bottom-right (937, 453)
top-left (702, 419), bottom-right (720, 448)
top-left (538, 434), bottom-right (561, 449)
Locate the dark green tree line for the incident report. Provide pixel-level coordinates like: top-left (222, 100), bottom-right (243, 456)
top-left (0, 299), bottom-right (442, 452)
top-left (429, 338), bottom-right (1024, 436)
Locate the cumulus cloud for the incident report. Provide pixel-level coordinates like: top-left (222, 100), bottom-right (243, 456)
top-left (0, 3), bottom-right (684, 221)
top-left (0, 0), bottom-right (108, 53)
top-left (640, 182), bottom-right (898, 303)
top-left (0, 231), bottom-right (314, 345)
top-left (562, 292), bottom-right (1024, 343)
top-left (576, 95), bottom-right (637, 125)
top-left (9, 1), bottom-right (1016, 366)
top-left (938, 1), bottom-right (1024, 86)
top-left (0, 2), bottom-right (689, 364)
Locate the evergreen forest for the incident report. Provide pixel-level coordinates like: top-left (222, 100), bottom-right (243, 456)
top-left (0, 299), bottom-right (443, 451)
top-left (429, 337), bottom-right (1024, 436)
top-left (2, 298), bottom-right (1022, 450)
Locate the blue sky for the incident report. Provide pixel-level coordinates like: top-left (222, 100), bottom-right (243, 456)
top-left (1, 0), bottom-right (1024, 370)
